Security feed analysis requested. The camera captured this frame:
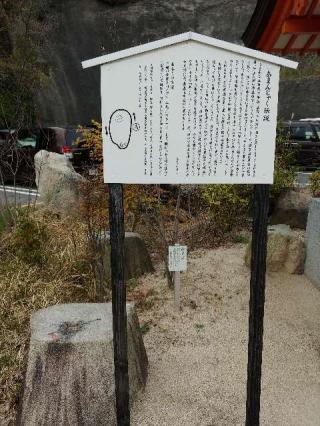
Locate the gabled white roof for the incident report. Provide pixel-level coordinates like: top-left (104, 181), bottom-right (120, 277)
top-left (82, 31), bottom-right (298, 70)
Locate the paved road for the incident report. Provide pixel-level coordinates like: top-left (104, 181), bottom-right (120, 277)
top-left (0, 186), bottom-right (39, 208)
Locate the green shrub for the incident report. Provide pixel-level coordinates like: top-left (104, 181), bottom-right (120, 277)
top-left (11, 211), bottom-right (48, 265)
top-left (271, 127), bottom-right (297, 198)
top-left (140, 322), bottom-right (151, 334)
top-left (310, 170), bottom-right (320, 198)
top-left (233, 230), bottom-right (250, 244)
top-left (202, 185), bottom-right (251, 232)
top-left (0, 209), bottom-right (12, 235)
top-left (272, 163), bottom-right (296, 197)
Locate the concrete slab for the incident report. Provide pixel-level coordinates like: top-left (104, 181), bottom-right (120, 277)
top-left (305, 198), bottom-right (320, 289)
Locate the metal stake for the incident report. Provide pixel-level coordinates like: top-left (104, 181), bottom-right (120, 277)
top-left (174, 270), bottom-right (181, 311)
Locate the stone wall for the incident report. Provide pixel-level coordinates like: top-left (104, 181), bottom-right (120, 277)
top-left (278, 78), bottom-right (320, 121)
top-left (37, 0), bottom-right (319, 126)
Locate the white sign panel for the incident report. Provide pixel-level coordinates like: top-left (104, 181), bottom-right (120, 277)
top-left (81, 34), bottom-right (297, 184)
top-left (101, 41), bottom-right (280, 184)
top-left (168, 245), bottom-right (187, 272)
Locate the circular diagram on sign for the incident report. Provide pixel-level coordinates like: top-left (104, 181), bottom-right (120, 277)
top-left (108, 109), bottom-right (132, 150)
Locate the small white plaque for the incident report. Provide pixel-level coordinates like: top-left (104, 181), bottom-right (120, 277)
top-left (168, 245), bottom-right (187, 272)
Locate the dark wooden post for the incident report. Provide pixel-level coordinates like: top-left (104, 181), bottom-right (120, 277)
top-left (108, 183), bottom-right (130, 426)
top-left (245, 184), bottom-right (269, 426)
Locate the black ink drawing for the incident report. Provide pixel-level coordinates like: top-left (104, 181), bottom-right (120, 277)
top-left (132, 122), bottom-right (140, 132)
top-left (109, 109), bottom-right (140, 149)
top-left (132, 113), bottom-right (140, 132)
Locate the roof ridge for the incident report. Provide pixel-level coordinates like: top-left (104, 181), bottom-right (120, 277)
top-left (82, 32), bottom-right (298, 70)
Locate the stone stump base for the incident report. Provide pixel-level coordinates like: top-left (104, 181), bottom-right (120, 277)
top-left (18, 303), bottom-right (148, 426)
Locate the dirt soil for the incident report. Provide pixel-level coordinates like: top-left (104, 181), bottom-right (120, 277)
top-left (131, 244), bottom-right (320, 426)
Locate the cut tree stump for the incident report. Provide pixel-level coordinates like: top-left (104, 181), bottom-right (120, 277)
top-left (17, 303), bottom-right (148, 426)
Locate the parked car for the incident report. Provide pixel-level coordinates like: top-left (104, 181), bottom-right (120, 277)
top-left (280, 120), bottom-right (320, 171)
top-left (0, 128), bottom-right (41, 185)
top-left (61, 127), bottom-right (93, 172)
top-left (0, 127), bottom-right (92, 185)
top-left (299, 118), bottom-right (320, 122)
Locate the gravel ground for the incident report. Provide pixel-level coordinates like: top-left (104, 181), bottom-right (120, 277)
top-left (131, 244), bottom-right (320, 426)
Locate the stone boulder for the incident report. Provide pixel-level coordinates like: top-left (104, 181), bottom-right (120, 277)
top-left (18, 303), bottom-right (148, 426)
top-left (96, 232), bottom-right (154, 285)
top-left (34, 150), bottom-right (83, 216)
top-left (270, 188), bottom-right (312, 229)
top-left (305, 198), bottom-right (320, 289)
top-left (245, 224), bottom-right (305, 274)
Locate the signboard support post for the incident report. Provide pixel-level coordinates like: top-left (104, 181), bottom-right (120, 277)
top-left (108, 183), bottom-right (130, 426)
top-left (245, 184), bottom-right (269, 426)
top-left (174, 270), bottom-right (181, 311)
top-left (174, 243), bottom-right (181, 311)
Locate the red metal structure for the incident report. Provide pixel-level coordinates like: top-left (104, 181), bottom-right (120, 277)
top-left (242, 0), bottom-right (320, 54)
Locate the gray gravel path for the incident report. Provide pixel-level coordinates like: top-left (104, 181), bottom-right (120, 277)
top-left (132, 245), bottom-right (320, 426)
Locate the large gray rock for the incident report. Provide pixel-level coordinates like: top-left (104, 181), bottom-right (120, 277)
top-left (305, 198), bottom-right (320, 290)
top-left (18, 303), bottom-right (148, 426)
top-left (34, 150), bottom-right (83, 216)
top-left (95, 232), bottom-right (154, 287)
top-left (120, 232), bottom-right (154, 280)
top-left (270, 189), bottom-right (312, 229)
top-left (285, 236), bottom-right (306, 275)
top-left (245, 224), bottom-right (306, 274)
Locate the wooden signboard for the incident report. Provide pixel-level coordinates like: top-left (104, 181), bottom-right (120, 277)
top-left (82, 32), bottom-right (298, 426)
top-left (83, 33), bottom-right (297, 186)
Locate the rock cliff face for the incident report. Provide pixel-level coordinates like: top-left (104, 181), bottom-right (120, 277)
top-left (38, 0), bottom-right (319, 126)
top-left (279, 78), bottom-right (320, 121)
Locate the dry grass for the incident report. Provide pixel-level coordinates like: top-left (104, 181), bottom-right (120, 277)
top-left (0, 203), bottom-right (244, 424)
top-left (0, 212), bottom-right (103, 425)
